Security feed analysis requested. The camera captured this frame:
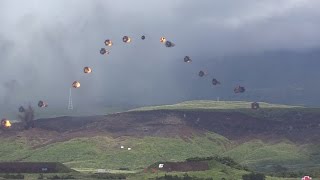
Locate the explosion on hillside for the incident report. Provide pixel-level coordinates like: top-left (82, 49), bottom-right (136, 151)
top-left (1, 119), bottom-right (11, 128)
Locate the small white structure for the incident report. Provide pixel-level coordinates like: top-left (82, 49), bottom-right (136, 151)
top-left (120, 146), bottom-right (124, 149)
top-left (128, 147), bottom-right (131, 150)
top-left (96, 169), bottom-right (106, 173)
top-left (158, 164), bottom-right (164, 168)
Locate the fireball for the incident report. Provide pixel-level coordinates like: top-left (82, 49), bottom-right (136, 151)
top-left (5, 120), bottom-right (11, 128)
top-left (72, 81), bottom-right (81, 88)
top-left (104, 39), bottom-right (113, 47)
top-left (122, 36), bottom-right (131, 43)
top-left (1, 119), bottom-right (11, 128)
top-left (84, 67), bottom-right (92, 74)
top-left (160, 37), bottom-right (166, 43)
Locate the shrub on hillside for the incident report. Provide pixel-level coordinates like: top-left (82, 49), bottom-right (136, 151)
top-left (242, 172), bottom-right (265, 180)
top-left (118, 167), bottom-right (130, 170)
top-left (2, 173), bottom-right (24, 179)
top-left (155, 173), bottom-right (213, 180)
top-left (186, 156), bottom-right (249, 171)
top-left (47, 174), bottom-right (75, 179)
top-left (91, 173), bottom-right (126, 179)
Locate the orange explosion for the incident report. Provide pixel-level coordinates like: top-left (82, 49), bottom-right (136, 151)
top-left (84, 67), bottom-right (92, 74)
top-left (104, 39), bottom-right (113, 47)
top-left (1, 119), bottom-right (11, 128)
top-left (160, 37), bottom-right (166, 43)
top-left (72, 81), bottom-right (81, 88)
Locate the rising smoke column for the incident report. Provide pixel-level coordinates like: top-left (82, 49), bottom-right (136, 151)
top-left (18, 105), bottom-right (35, 130)
top-left (3, 80), bottom-right (19, 107)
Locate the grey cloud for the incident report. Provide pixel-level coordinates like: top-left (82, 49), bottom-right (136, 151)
top-left (0, 0), bottom-right (320, 115)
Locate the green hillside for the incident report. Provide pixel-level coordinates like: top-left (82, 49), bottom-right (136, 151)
top-left (130, 100), bottom-right (320, 121)
top-left (1, 100), bottom-right (319, 179)
top-left (130, 100), bottom-right (302, 111)
top-left (0, 132), bottom-right (318, 179)
top-left (2, 133), bottom-right (230, 169)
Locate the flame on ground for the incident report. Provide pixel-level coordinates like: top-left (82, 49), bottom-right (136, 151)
top-left (1, 119), bottom-right (11, 128)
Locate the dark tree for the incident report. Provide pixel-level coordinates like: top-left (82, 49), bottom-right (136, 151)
top-left (242, 173), bottom-right (265, 180)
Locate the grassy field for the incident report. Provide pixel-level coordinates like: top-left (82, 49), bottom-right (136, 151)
top-left (0, 135), bottom-right (317, 179)
top-left (16, 133), bottom-right (230, 169)
top-left (0, 133), bottom-right (317, 173)
top-left (130, 100), bottom-right (302, 111)
top-left (130, 100), bottom-right (320, 121)
top-left (223, 140), bottom-right (312, 172)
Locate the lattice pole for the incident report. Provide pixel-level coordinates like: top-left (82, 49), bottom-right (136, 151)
top-left (68, 88), bottom-right (73, 110)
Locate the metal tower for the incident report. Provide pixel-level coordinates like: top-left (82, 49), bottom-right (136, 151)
top-left (68, 88), bottom-right (73, 110)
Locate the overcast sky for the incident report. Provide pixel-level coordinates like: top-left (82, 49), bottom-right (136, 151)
top-left (1, 0), bottom-right (320, 112)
